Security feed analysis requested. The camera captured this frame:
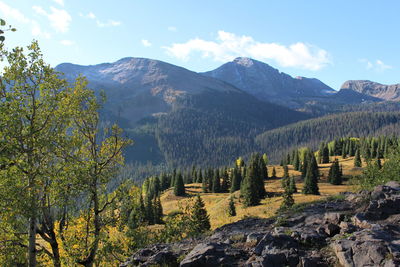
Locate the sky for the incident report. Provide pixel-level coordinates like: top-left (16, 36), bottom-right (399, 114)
top-left (0, 0), bottom-right (399, 89)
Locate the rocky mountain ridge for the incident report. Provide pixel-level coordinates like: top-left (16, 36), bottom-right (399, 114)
top-left (121, 181), bottom-right (400, 266)
top-left (341, 80), bottom-right (400, 101)
top-left (202, 57), bottom-right (336, 108)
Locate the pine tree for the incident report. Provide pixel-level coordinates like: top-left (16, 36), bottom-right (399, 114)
top-left (241, 158), bottom-right (260, 207)
top-left (212, 169), bottom-right (221, 193)
top-left (280, 189), bottom-right (295, 211)
top-left (174, 173), bottom-right (185, 196)
top-left (354, 149), bottom-right (362, 167)
top-left (228, 196), bottom-right (236, 217)
top-left (230, 167), bottom-right (241, 193)
top-left (221, 168), bottom-right (229, 192)
top-left (145, 196), bottom-right (154, 224)
top-left (201, 172), bottom-right (208, 193)
top-left (293, 151), bottom-right (300, 171)
top-left (289, 176), bottom-right (297, 193)
top-left (328, 159), bottom-right (342, 185)
top-left (283, 165), bottom-right (289, 178)
top-left (302, 163), bottom-right (320, 195)
top-left (153, 197), bottom-right (163, 224)
top-left (191, 195), bottom-right (211, 232)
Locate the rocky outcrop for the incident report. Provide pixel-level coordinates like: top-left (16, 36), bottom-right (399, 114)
top-left (122, 181), bottom-right (400, 267)
top-left (341, 80), bottom-right (400, 101)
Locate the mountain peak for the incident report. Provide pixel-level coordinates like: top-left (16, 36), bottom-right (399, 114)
top-left (232, 57), bottom-right (256, 67)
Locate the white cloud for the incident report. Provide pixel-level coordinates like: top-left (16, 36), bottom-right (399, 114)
top-left (0, 2), bottom-right (50, 38)
top-left (164, 30), bottom-right (331, 71)
top-left (52, 0), bottom-right (64, 6)
top-left (33, 5), bottom-right (71, 33)
top-left (80, 11), bottom-right (121, 27)
top-left (360, 58), bottom-right (392, 72)
top-left (96, 19), bottom-right (121, 27)
top-left (168, 26), bottom-right (177, 32)
top-left (80, 12), bottom-right (96, 19)
top-left (141, 39), bottom-right (152, 47)
top-left (60, 39), bottom-right (75, 46)
top-left (0, 1), bottom-right (30, 23)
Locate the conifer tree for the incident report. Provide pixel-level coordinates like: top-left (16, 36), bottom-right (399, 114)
top-left (302, 164), bottom-right (320, 195)
top-left (262, 153), bottom-right (269, 165)
top-left (293, 151), bottom-right (301, 171)
top-left (154, 197), bottom-right (163, 224)
top-left (201, 172), bottom-right (208, 193)
top-left (289, 176), bottom-right (297, 193)
top-left (174, 173), bottom-right (185, 196)
top-left (212, 169), bottom-right (221, 193)
top-left (241, 157), bottom-right (260, 207)
top-left (328, 159), bottom-right (342, 185)
top-left (228, 196), bottom-right (236, 217)
top-left (354, 149), bottom-right (362, 167)
top-left (280, 189), bottom-right (295, 211)
top-left (283, 165), bottom-right (289, 178)
top-left (208, 169), bottom-right (214, 192)
top-left (230, 167), bottom-right (241, 193)
top-left (191, 195), bottom-right (211, 232)
top-left (221, 168), bottom-right (229, 192)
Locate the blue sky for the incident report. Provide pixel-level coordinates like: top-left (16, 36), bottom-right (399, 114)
top-left (0, 0), bottom-right (399, 89)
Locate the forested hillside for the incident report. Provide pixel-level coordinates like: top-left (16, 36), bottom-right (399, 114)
top-left (255, 112), bottom-right (400, 161)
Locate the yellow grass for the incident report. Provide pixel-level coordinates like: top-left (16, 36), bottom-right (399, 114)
top-left (161, 156), bottom-right (362, 229)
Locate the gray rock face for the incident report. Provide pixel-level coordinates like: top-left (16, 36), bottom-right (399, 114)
top-left (122, 183), bottom-right (400, 267)
top-left (203, 57), bottom-right (335, 107)
top-left (341, 80), bottom-right (400, 101)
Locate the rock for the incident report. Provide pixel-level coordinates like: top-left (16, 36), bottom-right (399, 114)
top-left (331, 240), bottom-right (354, 267)
top-left (299, 228), bottom-right (326, 246)
top-left (246, 232), bottom-right (264, 244)
top-left (364, 195), bottom-right (400, 220)
top-left (385, 181), bottom-right (400, 190)
top-left (254, 233), bottom-right (298, 256)
top-left (323, 212), bottom-right (343, 225)
top-left (339, 222), bottom-right (357, 234)
top-left (180, 242), bottom-right (233, 267)
top-left (325, 223), bottom-right (341, 237)
top-left (352, 213), bottom-right (373, 229)
top-left (298, 256), bottom-right (321, 267)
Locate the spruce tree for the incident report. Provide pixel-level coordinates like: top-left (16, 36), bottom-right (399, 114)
top-left (289, 176), bottom-right (297, 193)
top-left (153, 197), bottom-right (163, 224)
top-left (230, 167), bottom-right (241, 193)
top-left (191, 195), bottom-right (211, 232)
top-left (293, 151), bottom-right (300, 171)
top-left (283, 165), bottom-right (289, 178)
top-left (328, 159), bottom-right (342, 185)
top-left (174, 172), bottom-right (185, 196)
top-left (201, 172), bottom-right (208, 193)
top-left (280, 189), bottom-right (295, 211)
top-left (221, 168), bottom-right (229, 192)
top-left (302, 163), bottom-right (320, 195)
top-left (354, 149), bottom-right (362, 167)
top-left (241, 158), bottom-right (260, 207)
top-left (212, 169), bottom-right (221, 193)
top-left (228, 196), bottom-right (236, 217)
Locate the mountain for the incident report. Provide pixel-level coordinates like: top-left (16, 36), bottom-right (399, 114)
top-left (341, 80), bottom-right (400, 101)
top-left (56, 57), bottom-right (246, 127)
top-left (202, 57), bottom-right (336, 108)
top-left (56, 57), bottom-right (310, 167)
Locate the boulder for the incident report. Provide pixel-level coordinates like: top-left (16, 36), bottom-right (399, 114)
top-left (180, 242), bottom-right (233, 267)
